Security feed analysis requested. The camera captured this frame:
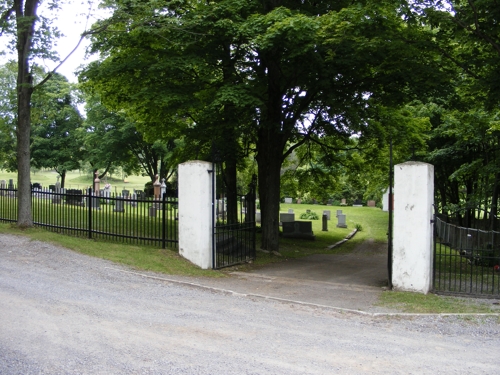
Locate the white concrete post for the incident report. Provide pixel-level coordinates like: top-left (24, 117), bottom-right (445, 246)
top-left (178, 161), bottom-right (214, 269)
top-left (393, 162), bottom-right (434, 294)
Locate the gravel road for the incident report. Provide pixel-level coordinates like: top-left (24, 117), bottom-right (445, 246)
top-left (1, 234), bottom-right (499, 374)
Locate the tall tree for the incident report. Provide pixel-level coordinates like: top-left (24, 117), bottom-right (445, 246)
top-left (30, 72), bottom-right (84, 187)
top-left (82, 0), bottom-right (451, 251)
top-left (1, 0), bottom-right (102, 226)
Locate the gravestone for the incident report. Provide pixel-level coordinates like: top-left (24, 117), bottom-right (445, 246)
top-left (337, 214), bottom-right (347, 228)
top-left (122, 189), bottom-right (130, 198)
top-left (282, 221), bottom-right (315, 240)
top-left (367, 200), bottom-right (376, 207)
top-left (336, 209), bottom-right (342, 217)
top-left (353, 199), bottom-right (363, 207)
top-left (322, 210), bottom-right (331, 220)
top-left (327, 199), bottom-right (333, 206)
top-left (52, 177), bottom-right (61, 204)
top-left (8, 179), bottom-right (14, 190)
top-left (340, 198), bottom-right (347, 206)
top-left (284, 197), bottom-right (293, 204)
top-left (149, 206), bottom-right (157, 217)
top-left (288, 209), bottom-right (294, 213)
top-left (66, 189), bottom-right (83, 205)
top-left (296, 199), bottom-right (302, 204)
top-left (322, 214), bottom-right (328, 231)
top-left (87, 196), bottom-right (100, 210)
top-left (136, 190), bottom-right (145, 200)
top-left (130, 191), bottom-right (138, 207)
top-left (256, 211), bottom-right (261, 223)
top-left (0, 180), bottom-right (5, 196)
top-left (280, 212), bottom-right (295, 223)
top-left (114, 196), bottom-right (125, 212)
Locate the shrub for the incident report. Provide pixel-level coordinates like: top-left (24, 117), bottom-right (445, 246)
top-left (299, 211), bottom-right (319, 220)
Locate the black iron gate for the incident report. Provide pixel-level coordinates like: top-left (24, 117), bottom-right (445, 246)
top-left (211, 162), bottom-right (257, 269)
top-left (433, 215), bottom-right (500, 297)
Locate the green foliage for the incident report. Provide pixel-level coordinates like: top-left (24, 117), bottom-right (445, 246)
top-left (30, 72), bottom-right (84, 184)
top-left (299, 211), bottom-right (319, 220)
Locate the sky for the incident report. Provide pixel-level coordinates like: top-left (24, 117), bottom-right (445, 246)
top-left (1, 0), bottom-right (110, 83)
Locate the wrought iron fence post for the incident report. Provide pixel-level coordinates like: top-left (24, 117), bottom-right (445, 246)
top-left (88, 188), bottom-right (92, 239)
top-left (162, 192), bottom-right (166, 249)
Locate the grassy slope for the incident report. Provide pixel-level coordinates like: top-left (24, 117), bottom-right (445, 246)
top-left (0, 170), bottom-right (150, 191)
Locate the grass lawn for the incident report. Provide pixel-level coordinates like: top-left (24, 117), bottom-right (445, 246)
top-left (0, 169), bottom-right (150, 191)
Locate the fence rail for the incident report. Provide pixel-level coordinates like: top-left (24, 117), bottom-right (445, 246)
top-left (0, 187), bottom-right (178, 248)
top-left (434, 217), bottom-right (500, 297)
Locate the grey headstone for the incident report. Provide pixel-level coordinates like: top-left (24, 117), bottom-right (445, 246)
top-left (337, 214), bottom-right (347, 228)
top-left (323, 210), bottom-right (331, 220)
top-left (114, 196), bottom-right (125, 212)
top-left (284, 197), bottom-right (293, 204)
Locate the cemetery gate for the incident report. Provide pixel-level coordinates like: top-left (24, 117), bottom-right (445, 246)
top-left (433, 210), bottom-right (500, 297)
top-left (211, 162), bottom-right (257, 269)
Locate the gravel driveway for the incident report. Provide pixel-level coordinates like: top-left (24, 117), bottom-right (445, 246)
top-left (1, 234), bottom-right (499, 374)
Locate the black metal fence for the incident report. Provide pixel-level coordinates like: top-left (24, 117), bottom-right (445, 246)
top-left (0, 186), bottom-right (178, 249)
top-left (434, 216), bottom-right (500, 297)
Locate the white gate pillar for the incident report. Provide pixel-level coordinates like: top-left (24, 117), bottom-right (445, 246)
top-left (178, 161), bottom-right (214, 269)
top-left (393, 162), bottom-right (434, 293)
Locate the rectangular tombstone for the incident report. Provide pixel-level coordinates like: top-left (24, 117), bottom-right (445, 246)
top-left (282, 221), bottom-right (315, 240)
top-left (114, 196), bottom-right (125, 212)
top-left (322, 210), bottom-right (331, 220)
top-left (336, 209), bottom-right (342, 217)
top-left (340, 198), bottom-right (347, 206)
top-left (284, 197), bottom-right (293, 203)
top-left (367, 200), bottom-right (376, 207)
top-left (288, 209), bottom-right (294, 213)
top-left (337, 214), bottom-right (347, 228)
top-left (353, 199), bottom-right (363, 207)
top-left (280, 213), bottom-right (295, 223)
top-left (256, 211), bottom-right (261, 223)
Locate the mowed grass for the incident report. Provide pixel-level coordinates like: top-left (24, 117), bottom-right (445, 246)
top-left (0, 169), bottom-right (150, 191)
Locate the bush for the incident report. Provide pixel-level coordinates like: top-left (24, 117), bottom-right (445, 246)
top-left (299, 211), bottom-right (319, 220)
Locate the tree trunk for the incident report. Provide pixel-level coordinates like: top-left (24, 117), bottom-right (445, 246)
top-left (256, 139), bottom-right (284, 251)
top-left (224, 159), bottom-right (239, 225)
top-left (15, 0), bottom-right (40, 227)
top-left (60, 170), bottom-right (66, 189)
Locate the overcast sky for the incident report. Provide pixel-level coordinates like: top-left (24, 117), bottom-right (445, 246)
top-left (1, 0), bottom-right (109, 83)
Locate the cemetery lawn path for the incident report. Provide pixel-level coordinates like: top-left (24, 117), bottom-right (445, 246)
top-left (1, 234), bottom-right (499, 374)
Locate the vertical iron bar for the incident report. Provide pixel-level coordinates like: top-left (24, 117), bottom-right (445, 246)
top-left (88, 188), bottom-right (92, 239)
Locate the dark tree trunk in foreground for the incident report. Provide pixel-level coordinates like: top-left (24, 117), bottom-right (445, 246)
top-left (15, 0), bottom-right (40, 227)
